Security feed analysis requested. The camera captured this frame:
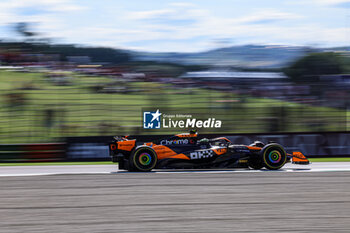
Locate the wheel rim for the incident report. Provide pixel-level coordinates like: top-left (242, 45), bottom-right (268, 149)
top-left (139, 153), bottom-right (152, 166)
top-left (268, 150), bottom-right (282, 164)
top-left (133, 148), bottom-right (157, 171)
top-left (263, 146), bottom-right (287, 169)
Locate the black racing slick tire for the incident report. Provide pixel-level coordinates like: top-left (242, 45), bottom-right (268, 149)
top-left (248, 158), bottom-right (264, 170)
top-left (130, 147), bottom-right (157, 172)
top-left (261, 144), bottom-right (287, 170)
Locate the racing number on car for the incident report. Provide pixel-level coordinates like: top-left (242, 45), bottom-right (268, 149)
top-left (216, 148), bottom-right (225, 153)
top-left (190, 150), bottom-right (214, 159)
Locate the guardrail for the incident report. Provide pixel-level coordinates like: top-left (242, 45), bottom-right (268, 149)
top-left (0, 143), bottom-right (66, 162)
top-left (0, 132), bottom-right (348, 163)
top-left (66, 131), bottom-right (350, 161)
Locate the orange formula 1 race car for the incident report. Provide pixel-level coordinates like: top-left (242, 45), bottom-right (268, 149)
top-left (109, 131), bottom-right (309, 172)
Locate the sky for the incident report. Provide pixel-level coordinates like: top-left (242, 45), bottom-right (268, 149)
top-left (0, 0), bottom-right (349, 52)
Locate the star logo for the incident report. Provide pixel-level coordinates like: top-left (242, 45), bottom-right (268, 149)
top-left (143, 109), bottom-right (162, 129)
top-left (150, 109), bottom-right (162, 122)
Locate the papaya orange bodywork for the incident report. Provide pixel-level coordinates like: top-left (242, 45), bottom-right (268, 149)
top-left (291, 151), bottom-right (309, 163)
top-left (152, 145), bottom-right (178, 160)
top-left (212, 148), bottom-right (227, 155)
top-left (169, 153), bottom-right (191, 160)
top-left (117, 140), bottom-right (136, 151)
top-left (247, 146), bottom-right (262, 151)
top-left (214, 137), bottom-right (230, 142)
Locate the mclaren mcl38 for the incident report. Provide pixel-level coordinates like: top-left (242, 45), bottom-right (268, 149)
top-left (109, 132), bottom-right (309, 172)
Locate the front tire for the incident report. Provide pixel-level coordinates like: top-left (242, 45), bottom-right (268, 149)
top-left (130, 147), bottom-right (157, 172)
top-left (261, 144), bottom-right (287, 170)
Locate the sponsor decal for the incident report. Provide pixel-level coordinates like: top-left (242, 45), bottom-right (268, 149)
top-left (160, 139), bottom-right (189, 145)
top-left (238, 159), bottom-right (248, 163)
top-left (190, 150), bottom-right (214, 159)
top-left (215, 148), bottom-right (226, 153)
top-left (118, 143), bottom-right (134, 147)
top-left (233, 146), bottom-right (250, 153)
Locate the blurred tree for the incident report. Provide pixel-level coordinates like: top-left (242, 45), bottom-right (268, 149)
top-left (8, 22), bottom-right (129, 63)
top-left (284, 52), bottom-right (345, 82)
top-left (14, 22), bottom-right (38, 41)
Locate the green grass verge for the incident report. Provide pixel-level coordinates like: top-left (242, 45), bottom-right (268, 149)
top-left (0, 70), bottom-right (348, 143)
top-left (0, 161), bottom-right (114, 166)
top-left (309, 158), bottom-right (350, 162)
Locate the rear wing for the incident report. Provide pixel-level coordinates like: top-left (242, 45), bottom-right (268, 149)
top-left (109, 137), bottom-right (136, 153)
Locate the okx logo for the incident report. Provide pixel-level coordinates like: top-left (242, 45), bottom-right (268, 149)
top-left (143, 109), bottom-right (162, 129)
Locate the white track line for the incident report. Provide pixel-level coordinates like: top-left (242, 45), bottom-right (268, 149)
top-left (1, 163), bottom-right (350, 177)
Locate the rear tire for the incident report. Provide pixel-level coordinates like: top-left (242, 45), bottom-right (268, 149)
top-left (130, 147), bottom-right (157, 172)
top-left (261, 144), bottom-right (287, 170)
top-left (248, 158), bottom-right (264, 170)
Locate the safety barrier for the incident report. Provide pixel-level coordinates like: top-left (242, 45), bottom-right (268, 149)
top-left (66, 131), bottom-right (350, 161)
top-left (0, 143), bottom-right (66, 162)
top-left (1, 132), bottom-right (348, 163)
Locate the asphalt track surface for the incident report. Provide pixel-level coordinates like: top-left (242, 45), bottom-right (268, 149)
top-left (2, 162), bottom-right (350, 176)
top-left (0, 163), bottom-right (350, 233)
